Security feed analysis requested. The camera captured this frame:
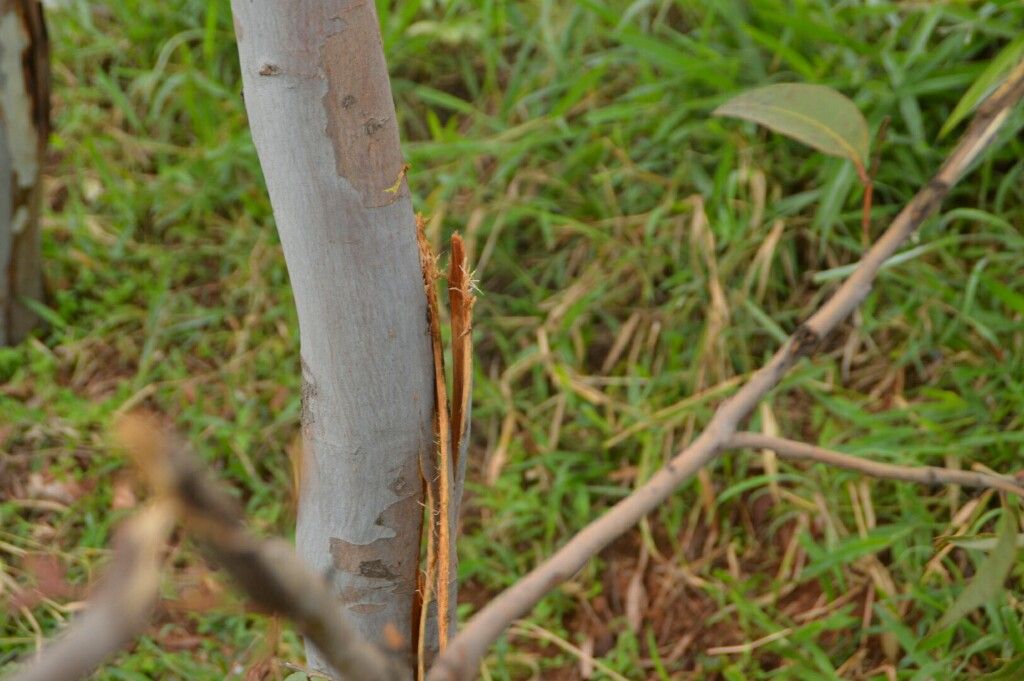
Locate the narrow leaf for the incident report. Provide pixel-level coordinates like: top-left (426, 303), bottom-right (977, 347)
top-left (940, 35), bottom-right (1024, 138)
top-left (933, 504), bottom-right (1019, 633)
top-left (713, 83), bottom-right (869, 168)
top-left (985, 277), bottom-right (1024, 316)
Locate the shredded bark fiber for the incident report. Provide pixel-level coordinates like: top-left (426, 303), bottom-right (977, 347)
top-left (413, 215), bottom-right (475, 674)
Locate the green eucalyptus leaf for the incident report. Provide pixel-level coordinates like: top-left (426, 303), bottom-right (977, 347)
top-left (713, 83), bottom-right (869, 169)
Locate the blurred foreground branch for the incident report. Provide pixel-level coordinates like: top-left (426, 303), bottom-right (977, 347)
top-left (116, 415), bottom-right (413, 681)
top-left (5, 415), bottom-right (410, 681)
top-left (6, 502), bottom-right (174, 681)
top-left (427, 59), bottom-right (1024, 681)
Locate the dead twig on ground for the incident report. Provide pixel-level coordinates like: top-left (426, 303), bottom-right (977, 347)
top-left (729, 432), bottom-right (1024, 499)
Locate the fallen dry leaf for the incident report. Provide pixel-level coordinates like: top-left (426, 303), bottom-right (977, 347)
top-left (7, 553), bottom-right (78, 610)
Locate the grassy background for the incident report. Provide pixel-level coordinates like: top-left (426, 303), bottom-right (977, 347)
top-left (3, 1), bottom-right (1024, 678)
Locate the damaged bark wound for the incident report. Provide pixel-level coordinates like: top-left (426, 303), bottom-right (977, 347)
top-left (0, 0), bottom-right (48, 345)
top-left (231, 2), bottom-right (434, 676)
top-left (414, 223), bottom-right (475, 662)
top-left (447, 234), bottom-right (474, 490)
top-left (415, 217), bottom-right (454, 656)
top-left (443, 233), bottom-right (473, 646)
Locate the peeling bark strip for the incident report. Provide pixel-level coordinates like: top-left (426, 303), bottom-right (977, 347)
top-left (448, 234), bottom-right (475, 486)
top-left (0, 0), bottom-right (48, 345)
top-left (414, 222), bottom-right (475, 664)
top-left (414, 448), bottom-right (436, 681)
top-left (445, 233), bottom-right (474, 644)
top-left (321, 0), bottom-right (408, 208)
top-left (231, 2), bottom-right (434, 676)
top-left (415, 218), bottom-right (454, 654)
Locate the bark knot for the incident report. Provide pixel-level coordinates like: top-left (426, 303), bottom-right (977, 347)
top-left (792, 324), bottom-right (822, 358)
top-left (364, 117), bottom-right (387, 137)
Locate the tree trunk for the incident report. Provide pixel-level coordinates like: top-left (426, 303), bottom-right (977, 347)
top-left (0, 0), bottom-right (47, 346)
top-left (231, 2), bottom-right (435, 674)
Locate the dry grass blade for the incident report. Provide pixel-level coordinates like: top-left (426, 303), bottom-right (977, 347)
top-left (509, 621), bottom-right (630, 681)
top-left (706, 627), bottom-right (795, 656)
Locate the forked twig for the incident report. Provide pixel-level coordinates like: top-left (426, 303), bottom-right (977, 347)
top-left (729, 432), bottom-right (1024, 499)
top-left (427, 59), bottom-right (1024, 681)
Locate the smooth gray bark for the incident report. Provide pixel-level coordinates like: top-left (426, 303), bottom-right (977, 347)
top-left (231, 2), bottom-right (435, 674)
top-left (0, 0), bottom-right (47, 345)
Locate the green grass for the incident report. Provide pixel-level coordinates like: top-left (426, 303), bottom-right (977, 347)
top-left (3, 0), bottom-right (1024, 679)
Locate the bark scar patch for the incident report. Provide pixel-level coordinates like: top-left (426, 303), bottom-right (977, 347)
top-left (330, 536), bottom-right (398, 578)
top-left (320, 1), bottom-right (407, 208)
top-left (300, 358), bottom-right (317, 431)
top-left (349, 602), bottom-right (386, 615)
top-left (359, 559), bottom-right (398, 580)
top-left (389, 476), bottom-right (410, 495)
top-left (364, 117), bottom-right (387, 136)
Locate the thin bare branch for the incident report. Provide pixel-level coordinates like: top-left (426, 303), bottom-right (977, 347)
top-left (5, 502), bottom-right (174, 681)
top-left (116, 414), bottom-right (411, 681)
top-left (729, 432), bottom-right (1024, 498)
top-left (427, 59), bottom-right (1024, 681)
